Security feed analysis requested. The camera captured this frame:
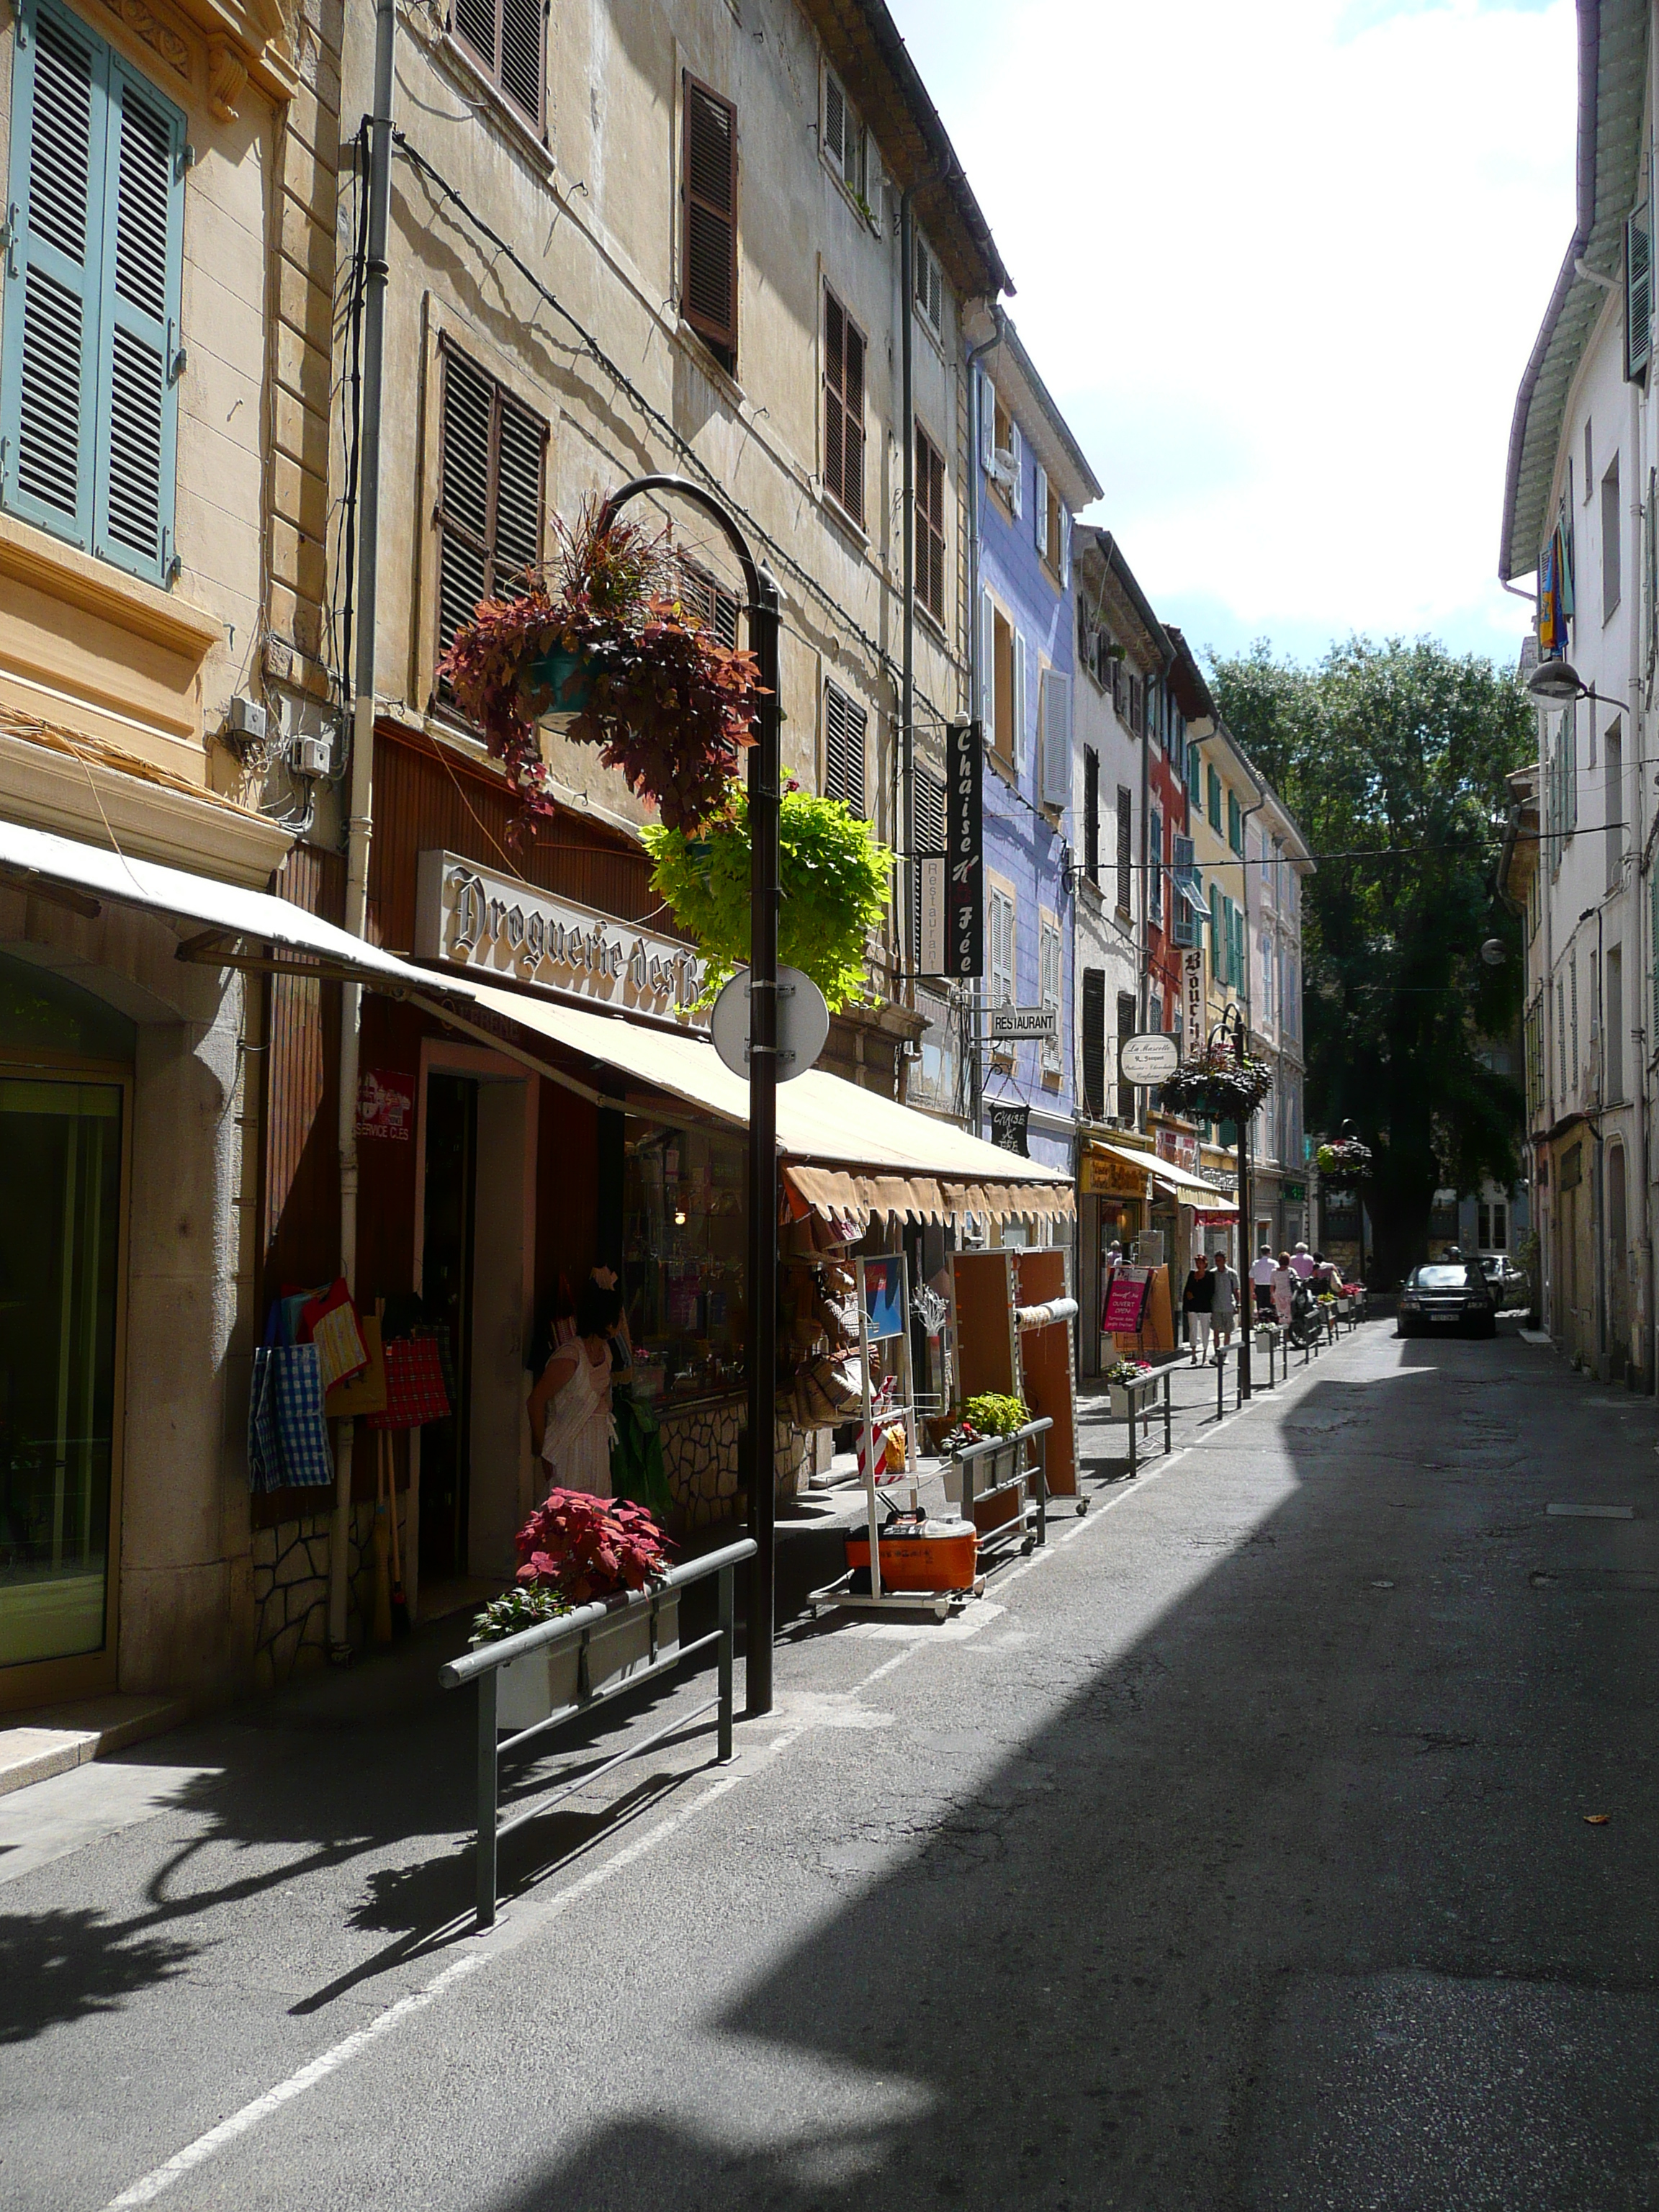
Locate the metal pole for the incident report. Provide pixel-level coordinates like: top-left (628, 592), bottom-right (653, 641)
top-left (476, 1665), bottom-right (498, 1931)
top-left (717, 1563), bottom-right (734, 1761)
top-left (745, 573), bottom-right (782, 1716)
top-left (899, 189), bottom-right (917, 1016)
top-left (328, 0), bottom-right (396, 1663)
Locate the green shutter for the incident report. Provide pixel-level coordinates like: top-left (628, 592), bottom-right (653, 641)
top-left (0, 0), bottom-right (182, 584)
top-left (1, 0), bottom-right (107, 549)
top-left (1227, 789), bottom-right (1241, 853)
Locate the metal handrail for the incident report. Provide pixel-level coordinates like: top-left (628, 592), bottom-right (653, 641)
top-left (442, 1536), bottom-right (756, 1928)
top-left (948, 1417), bottom-right (1052, 1561)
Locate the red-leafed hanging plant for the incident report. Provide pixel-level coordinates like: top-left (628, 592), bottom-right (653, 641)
top-left (438, 499), bottom-right (763, 835)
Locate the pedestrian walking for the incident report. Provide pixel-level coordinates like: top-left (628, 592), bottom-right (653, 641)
top-left (1181, 1253), bottom-right (1215, 1364)
top-left (1250, 1242), bottom-right (1277, 1318)
top-left (1210, 1254), bottom-right (1239, 1354)
top-left (1290, 1240), bottom-right (1316, 1280)
top-left (1272, 1251), bottom-right (1296, 1327)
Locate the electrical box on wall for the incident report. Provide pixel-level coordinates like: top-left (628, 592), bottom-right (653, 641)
top-left (223, 696), bottom-right (266, 750)
top-left (292, 733), bottom-right (332, 778)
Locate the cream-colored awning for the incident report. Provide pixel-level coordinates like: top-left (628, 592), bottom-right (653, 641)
top-left (441, 979), bottom-right (1074, 1224)
top-left (1094, 1138), bottom-right (1218, 1204)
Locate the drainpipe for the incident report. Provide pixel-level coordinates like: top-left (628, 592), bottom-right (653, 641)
top-left (964, 305), bottom-right (1004, 1143)
top-left (899, 188), bottom-right (917, 1037)
top-left (328, 0), bottom-right (395, 1662)
top-left (1629, 371), bottom-right (1652, 1388)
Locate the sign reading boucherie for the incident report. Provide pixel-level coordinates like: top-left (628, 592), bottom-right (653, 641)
top-left (414, 851), bottom-right (707, 1022)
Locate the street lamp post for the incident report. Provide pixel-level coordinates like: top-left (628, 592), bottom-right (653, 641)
top-left (596, 476), bottom-right (781, 1717)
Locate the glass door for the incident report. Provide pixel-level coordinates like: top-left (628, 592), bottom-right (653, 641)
top-left (0, 1080), bottom-right (125, 1669)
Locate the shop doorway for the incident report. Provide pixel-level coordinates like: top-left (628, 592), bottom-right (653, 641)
top-left (419, 1073), bottom-right (477, 1588)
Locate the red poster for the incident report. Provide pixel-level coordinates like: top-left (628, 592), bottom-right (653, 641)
top-left (1102, 1266), bottom-right (1152, 1334)
top-left (357, 1069), bottom-right (415, 1143)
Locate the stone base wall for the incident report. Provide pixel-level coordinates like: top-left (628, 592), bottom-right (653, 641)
top-left (657, 1396), bottom-right (823, 1528)
top-left (250, 1496), bottom-right (410, 1689)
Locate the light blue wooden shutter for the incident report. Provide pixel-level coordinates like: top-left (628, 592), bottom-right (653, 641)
top-left (1, 0), bottom-right (107, 549)
top-left (1040, 668), bottom-right (1070, 806)
top-left (1059, 503), bottom-right (1071, 586)
top-left (1012, 629), bottom-right (1027, 772)
top-left (1008, 421), bottom-right (1023, 519)
top-left (1033, 461), bottom-right (1048, 555)
top-left (94, 55), bottom-right (184, 581)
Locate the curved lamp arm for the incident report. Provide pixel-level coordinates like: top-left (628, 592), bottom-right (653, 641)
top-left (596, 472), bottom-right (765, 622)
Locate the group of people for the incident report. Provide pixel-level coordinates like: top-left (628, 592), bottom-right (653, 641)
top-left (1181, 1239), bottom-right (1353, 1362)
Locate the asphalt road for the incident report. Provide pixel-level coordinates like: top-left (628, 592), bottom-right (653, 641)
top-left (5, 1317), bottom-right (1659, 2211)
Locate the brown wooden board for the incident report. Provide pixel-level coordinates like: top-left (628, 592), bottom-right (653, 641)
top-left (1015, 1249), bottom-right (1078, 1496)
top-left (949, 1250), bottom-right (1017, 1400)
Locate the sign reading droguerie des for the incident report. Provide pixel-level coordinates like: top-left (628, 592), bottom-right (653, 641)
top-left (414, 850), bottom-right (708, 1023)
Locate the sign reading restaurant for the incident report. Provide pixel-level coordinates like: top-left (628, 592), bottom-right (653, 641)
top-left (414, 851), bottom-right (708, 1023)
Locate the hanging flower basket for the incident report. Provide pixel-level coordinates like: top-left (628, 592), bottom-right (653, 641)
top-left (1315, 1138), bottom-right (1373, 1187)
top-left (642, 786), bottom-right (893, 1012)
top-left (439, 499), bottom-right (765, 835)
top-left (1156, 1043), bottom-right (1274, 1123)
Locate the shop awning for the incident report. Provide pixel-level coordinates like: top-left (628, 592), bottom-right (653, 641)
top-left (0, 817), bottom-right (473, 997)
top-left (1094, 1138), bottom-right (1219, 1205)
top-left (443, 979), bottom-right (1074, 1225)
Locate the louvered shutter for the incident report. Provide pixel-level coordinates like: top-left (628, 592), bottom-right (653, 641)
top-left (1116, 786), bottom-right (1133, 910)
top-left (1040, 668), bottom-right (1070, 807)
top-left (1082, 969), bottom-right (1105, 1119)
top-left (1033, 462), bottom-right (1048, 556)
top-left (2, 0), bottom-right (104, 551)
top-left (437, 349), bottom-right (493, 654)
top-left (823, 289), bottom-right (844, 507)
top-left (1148, 808), bottom-right (1162, 921)
top-left (1009, 421), bottom-right (1024, 518)
top-left (823, 71), bottom-right (845, 176)
top-left (683, 77), bottom-right (737, 368)
top-left (977, 369), bottom-right (994, 470)
top-left (1566, 698), bottom-right (1579, 832)
top-left (96, 57), bottom-right (183, 580)
top-left (979, 590), bottom-right (994, 725)
top-left (499, 0), bottom-right (545, 125)
top-left (841, 315), bottom-right (865, 527)
top-left (1083, 747), bottom-right (1099, 881)
top-left (1627, 199), bottom-right (1652, 383)
top-left (912, 763), bottom-right (945, 966)
top-left (1012, 630), bottom-right (1027, 773)
top-left (493, 392), bottom-right (544, 595)
top-left (454, 0), bottom-right (497, 72)
top-left (1059, 503), bottom-right (1071, 587)
top-left (824, 682), bottom-right (867, 814)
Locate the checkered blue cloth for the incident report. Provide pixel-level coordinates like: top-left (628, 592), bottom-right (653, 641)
top-left (248, 1341), bottom-right (334, 1491)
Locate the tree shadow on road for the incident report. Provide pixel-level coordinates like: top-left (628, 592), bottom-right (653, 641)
top-left (0, 1905), bottom-right (193, 2042)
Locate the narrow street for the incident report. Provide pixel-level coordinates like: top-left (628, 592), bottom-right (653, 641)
top-left (5, 1318), bottom-right (1658, 2211)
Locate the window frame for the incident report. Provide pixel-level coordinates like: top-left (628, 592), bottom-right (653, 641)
top-left (449, 0), bottom-right (547, 135)
top-left (433, 337), bottom-right (549, 682)
top-left (822, 678), bottom-right (868, 817)
top-left (821, 63), bottom-right (868, 208)
top-left (1039, 914), bottom-right (1063, 1076)
top-left (914, 418), bottom-right (946, 628)
top-left (680, 73), bottom-right (739, 374)
top-left (821, 281), bottom-right (867, 531)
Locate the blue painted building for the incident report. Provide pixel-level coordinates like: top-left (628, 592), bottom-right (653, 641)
top-left (970, 321), bottom-right (1101, 1193)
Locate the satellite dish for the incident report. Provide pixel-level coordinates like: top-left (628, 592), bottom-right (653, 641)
top-left (711, 964), bottom-right (830, 1082)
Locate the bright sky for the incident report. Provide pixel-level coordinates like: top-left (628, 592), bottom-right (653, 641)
top-left (891, 0), bottom-right (1578, 675)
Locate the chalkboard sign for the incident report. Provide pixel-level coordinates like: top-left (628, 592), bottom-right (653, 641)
top-left (1102, 1265), bottom-right (1152, 1334)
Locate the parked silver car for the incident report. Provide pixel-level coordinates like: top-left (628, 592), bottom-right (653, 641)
top-left (1477, 1252), bottom-right (1529, 1310)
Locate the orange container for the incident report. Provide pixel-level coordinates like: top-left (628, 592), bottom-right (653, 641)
top-left (845, 1521), bottom-right (979, 1593)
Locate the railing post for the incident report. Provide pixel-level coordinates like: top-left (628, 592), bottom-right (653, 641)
top-left (717, 1563), bottom-right (734, 1764)
top-left (1034, 1426), bottom-right (1048, 1545)
top-left (477, 1665), bottom-right (498, 1932)
top-left (1217, 1346), bottom-right (1225, 1422)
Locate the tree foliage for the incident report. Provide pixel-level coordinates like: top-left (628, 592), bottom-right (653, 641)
top-left (1208, 636), bottom-right (1532, 1280)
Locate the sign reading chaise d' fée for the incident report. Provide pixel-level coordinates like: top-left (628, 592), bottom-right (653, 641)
top-left (414, 850), bottom-right (707, 1022)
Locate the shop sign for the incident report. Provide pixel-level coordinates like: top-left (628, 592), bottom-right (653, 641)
top-left (943, 716), bottom-right (984, 978)
top-left (1198, 1166), bottom-right (1236, 1193)
top-left (989, 1102), bottom-right (1030, 1156)
top-left (1084, 1148), bottom-right (1151, 1198)
top-left (989, 1005), bottom-right (1056, 1043)
top-left (1156, 1128), bottom-right (1200, 1174)
top-left (1120, 1031), bottom-right (1179, 1085)
top-left (1102, 1267), bottom-right (1153, 1332)
top-left (1283, 1180), bottom-right (1306, 1201)
top-left (415, 850), bottom-right (706, 1022)
top-left (357, 1069), bottom-right (414, 1142)
top-left (1182, 947), bottom-right (1205, 1046)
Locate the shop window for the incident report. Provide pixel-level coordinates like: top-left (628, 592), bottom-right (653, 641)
top-left (823, 680), bottom-right (868, 814)
top-left (822, 284), bottom-right (866, 528)
top-left (682, 76), bottom-right (738, 372)
top-left (451, 0), bottom-right (545, 130)
top-left (1, 0), bottom-right (186, 586)
top-left (915, 421), bottom-right (945, 624)
top-left (0, 1076), bottom-right (124, 1671)
top-left (436, 343), bottom-right (547, 666)
top-left (624, 1123), bottom-right (747, 1407)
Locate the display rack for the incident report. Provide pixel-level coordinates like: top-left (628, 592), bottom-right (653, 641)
top-left (949, 1249), bottom-right (1079, 1498)
top-left (808, 1252), bottom-right (979, 1619)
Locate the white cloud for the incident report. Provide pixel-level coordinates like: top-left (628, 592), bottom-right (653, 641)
top-left (892, 0), bottom-right (1578, 667)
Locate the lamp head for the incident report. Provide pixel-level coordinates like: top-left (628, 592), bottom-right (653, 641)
top-left (1527, 657), bottom-right (1585, 704)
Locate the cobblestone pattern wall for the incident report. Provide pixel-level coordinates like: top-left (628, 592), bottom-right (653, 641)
top-left (657, 1399), bottom-right (820, 1528)
top-left (250, 1497), bottom-right (408, 1689)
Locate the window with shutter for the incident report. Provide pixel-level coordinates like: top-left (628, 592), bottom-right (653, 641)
top-left (1039, 669), bottom-right (1070, 808)
top-left (914, 235), bottom-right (944, 337)
top-left (915, 421), bottom-right (945, 624)
top-left (1, 0), bottom-right (185, 586)
top-left (1083, 750), bottom-right (1099, 884)
top-left (451, 0), bottom-right (546, 128)
top-left (1040, 921), bottom-right (1062, 1072)
top-left (436, 343), bottom-right (547, 668)
top-left (1116, 991), bottom-right (1138, 1119)
top-left (1627, 199), bottom-right (1652, 383)
top-left (682, 77), bottom-right (737, 371)
top-left (1207, 763), bottom-right (1223, 832)
top-left (912, 762), bottom-right (945, 966)
top-left (822, 68), bottom-right (866, 200)
top-left (822, 285), bottom-right (866, 527)
top-left (1148, 807), bottom-right (1163, 922)
top-left (1227, 788), bottom-right (1243, 854)
top-left (1012, 630), bottom-right (1028, 773)
top-left (1033, 462), bottom-right (1048, 557)
top-left (989, 888), bottom-right (1015, 1007)
top-left (822, 681), bottom-right (868, 815)
top-left (1082, 968), bottom-right (1106, 1119)
top-left (1116, 786), bottom-right (1133, 912)
top-left (678, 559), bottom-right (741, 647)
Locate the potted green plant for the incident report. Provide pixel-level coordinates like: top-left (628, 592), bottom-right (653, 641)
top-left (1315, 1137), bottom-right (1373, 1187)
top-left (480, 1489), bottom-right (676, 1730)
top-left (643, 785), bottom-right (893, 1010)
top-left (939, 1393), bottom-right (1030, 1507)
top-left (1103, 1358), bottom-right (1155, 1419)
top-left (439, 500), bottom-right (765, 835)
top-left (1157, 1042), bottom-right (1274, 1124)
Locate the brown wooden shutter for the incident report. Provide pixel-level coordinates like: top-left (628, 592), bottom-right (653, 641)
top-left (436, 343), bottom-right (547, 666)
top-left (1082, 969), bottom-right (1106, 1119)
top-left (683, 76), bottom-right (737, 369)
top-left (916, 425), bottom-right (945, 621)
top-left (823, 285), bottom-right (865, 528)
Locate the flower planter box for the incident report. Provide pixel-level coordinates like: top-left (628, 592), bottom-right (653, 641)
top-left (496, 1591), bottom-right (680, 1732)
top-left (1109, 1377), bottom-right (1156, 1419)
top-left (1255, 1326), bottom-right (1277, 1353)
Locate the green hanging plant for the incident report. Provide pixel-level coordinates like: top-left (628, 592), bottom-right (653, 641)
top-left (642, 786), bottom-right (893, 1012)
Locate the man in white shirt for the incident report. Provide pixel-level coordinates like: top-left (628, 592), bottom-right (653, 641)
top-left (1249, 1243), bottom-right (1276, 1317)
top-left (1290, 1241), bottom-right (1316, 1280)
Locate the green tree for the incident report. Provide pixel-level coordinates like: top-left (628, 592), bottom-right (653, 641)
top-left (1209, 636), bottom-right (1532, 1284)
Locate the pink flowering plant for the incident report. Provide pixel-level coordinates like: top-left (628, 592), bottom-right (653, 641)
top-left (513, 1488), bottom-right (673, 1606)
